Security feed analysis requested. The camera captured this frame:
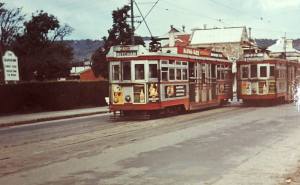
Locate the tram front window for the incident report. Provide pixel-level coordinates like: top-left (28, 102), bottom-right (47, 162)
top-left (112, 65), bottom-right (120, 81)
top-left (169, 68), bottom-right (175, 80)
top-left (251, 64), bottom-right (257, 78)
top-left (260, 66), bottom-right (267, 78)
top-left (270, 66), bottom-right (275, 77)
top-left (122, 62), bottom-right (131, 80)
top-left (149, 64), bottom-right (158, 78)
top-left (241, 66), bottom-right (249, 79)
top-left (135, 64), bottom-right (145, 80)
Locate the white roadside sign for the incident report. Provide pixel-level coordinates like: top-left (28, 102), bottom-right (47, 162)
top-left (2, 51), bottom-right (19, 81)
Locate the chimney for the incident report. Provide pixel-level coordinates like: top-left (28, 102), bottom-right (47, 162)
top-left (169, 31), bottom-right (175, 47)
top-left (203, 24), bottom-right (207, 30)
top-left (248, 27), bottom-right (252, 40)
top-left (286, 39), bottom-right (293, 50)
top-left (169, 25), bottom-right (176, 47)
top-left (182, 25), bottom-right (185, 32)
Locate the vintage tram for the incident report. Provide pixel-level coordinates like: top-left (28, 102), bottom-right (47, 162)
top-left (237, 53), bottom-right (300, 104)
top-left (106, 45), bottom-right (233, 116)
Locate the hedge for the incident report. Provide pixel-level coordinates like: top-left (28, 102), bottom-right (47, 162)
top-left (0, 80), bottom-right (108, 114)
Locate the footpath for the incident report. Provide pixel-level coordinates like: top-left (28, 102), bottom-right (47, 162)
top-left (0, 106), bottom-right (109, 128)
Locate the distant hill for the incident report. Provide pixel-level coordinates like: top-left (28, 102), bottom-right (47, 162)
top-left (255, 39), bottom-right (276, 49)
top-left (66, 38), bottom-right (300, 63)
top-left (65, 39), bottom-right (103, 63)
top-left (255, 39), bottom-right (300, 50)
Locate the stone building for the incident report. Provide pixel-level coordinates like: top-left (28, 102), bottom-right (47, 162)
top-left (189, 26), bottom-right (258, 61)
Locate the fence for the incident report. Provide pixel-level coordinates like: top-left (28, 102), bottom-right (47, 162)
top-left (0, 80), bottom-right (108, 114)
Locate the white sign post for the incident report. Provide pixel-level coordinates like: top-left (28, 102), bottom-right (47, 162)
top-left (2, 51), bottom-right (19, 82)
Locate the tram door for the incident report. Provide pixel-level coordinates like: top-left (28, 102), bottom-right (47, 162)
top-left (189, 62), bottom-right (196, 102)
top-left (211, 64), bottom-right (217, 100)
top-left (200, 63), bottom-right (208, 102)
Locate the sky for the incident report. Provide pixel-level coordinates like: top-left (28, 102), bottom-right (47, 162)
top-left (3, 0), bottom-right (300, 40)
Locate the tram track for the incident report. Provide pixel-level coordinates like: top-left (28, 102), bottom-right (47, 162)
top-left (0, 105), bottom-right (258, 177)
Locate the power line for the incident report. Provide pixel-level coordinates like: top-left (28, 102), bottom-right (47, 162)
top-left (207, 0), bottom-right (272, 24)
top-left (134, 0), bottom-right (153, 37)
top-left (158, 0), bottom-right (229, 27)
top-left (135, 0), bottom-right (160, 30)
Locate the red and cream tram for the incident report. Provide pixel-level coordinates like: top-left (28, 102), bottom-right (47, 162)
top-left (107, 45), bottom-right (233, 116)
top-left (237, 53), bottom-right (299, 104)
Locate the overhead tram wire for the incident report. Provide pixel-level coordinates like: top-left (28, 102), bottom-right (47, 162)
top-left (135, 0), bottom-right (160, 31)
top-left (206, 0), bottom-right (300, 37)
top-left (160, 0), bottom-right (229, 25)
top-left (134, 0), bottom-right (153, 37)
top-left (207, 0), bottom-right (272, 24)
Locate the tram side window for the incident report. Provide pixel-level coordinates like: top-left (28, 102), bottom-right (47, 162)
top-left (135, 64), bottom-right (145, 80)
top-left (122, 62), bottom-right (131, 80)
top-left (112, 65), bottom-right (120, 81)
top-left (270, 66), bottom-right (275, 77)
top-left (149, 64), bottom-right (158, 79)
top-left (201, 64), bottom-right (206, 84)
top-left (241, 66), bottom-right (249, 79)
top-left (211, 64), bottom-right (216, 78)
top-left (250, 64), bottom-right (257, 78)
top-left (161, 67), bottom-right (168, 81)
top-left (169, 68), bottom-right (175, 80)
top-left (260, 66), bottom-right (267, 78)
top-left (176, 69), bottom-right (181, 80)
top-left (182, 69), bottom-right (188, 80)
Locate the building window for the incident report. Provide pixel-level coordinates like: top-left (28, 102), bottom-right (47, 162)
top-left (260, 66), bottom-right (267, 78)
top-left (169, 60), bottom-right (175, 65)
top-left (169, 68), bottom-right (175, 80)
top-left (270, 66), bottom-right (275, 77)
top-left (135, 64), bottom-right (144, 80)
top-left (250, 64), bottom-right (257, 78)
top-left (149, 64), bottom-right (158, 79)
top-left (122, 62), bottom-right (131, 80)
top-left (112, 65), bottom-right (120, 81)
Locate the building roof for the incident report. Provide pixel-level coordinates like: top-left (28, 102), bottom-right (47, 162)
top-left (268, 38), bottom-right (300, 53)
top-left (190, 27), bottom-right (248, 45)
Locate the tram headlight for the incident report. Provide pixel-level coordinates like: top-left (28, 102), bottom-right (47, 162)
top-left (125, 95), bottom-right (131, 102)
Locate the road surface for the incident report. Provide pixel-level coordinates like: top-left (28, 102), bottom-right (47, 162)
top-left (1, 104), bottom-right (300, 185)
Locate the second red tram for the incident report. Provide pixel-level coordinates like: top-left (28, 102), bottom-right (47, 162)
top-left (107, 45), bottom-right (233, 115)
top-left (237, 53), bottom-right (300, 104)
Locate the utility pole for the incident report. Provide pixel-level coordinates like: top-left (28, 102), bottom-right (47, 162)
top-left (130, 0), bottom-right (135, 45)
top-left (283, 32), bottom-right (287, 59)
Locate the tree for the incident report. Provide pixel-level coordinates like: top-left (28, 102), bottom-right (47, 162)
top-left (92, 5), bottom-right (144, 78)
top-left (0, 3), bottom-right (25, 52)
top-left (0, 3), bottom-right (25, 81)
top-left (14, 11), bottom-right (73, 81)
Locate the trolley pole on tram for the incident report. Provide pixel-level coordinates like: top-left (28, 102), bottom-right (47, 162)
top-left (130, 0), bottom-right (135, 45)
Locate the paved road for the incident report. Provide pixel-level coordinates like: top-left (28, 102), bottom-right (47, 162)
top-left (1, 104), bottom-right (300, 185)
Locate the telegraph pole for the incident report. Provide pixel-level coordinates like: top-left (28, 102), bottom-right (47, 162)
top-left (130, 0), bottom-right (135, 45)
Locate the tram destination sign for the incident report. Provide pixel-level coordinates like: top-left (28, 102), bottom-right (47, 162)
top-left (2, 51), bottom-right (19, 81)
top-left (114, 45), bottom-right (138, 57)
